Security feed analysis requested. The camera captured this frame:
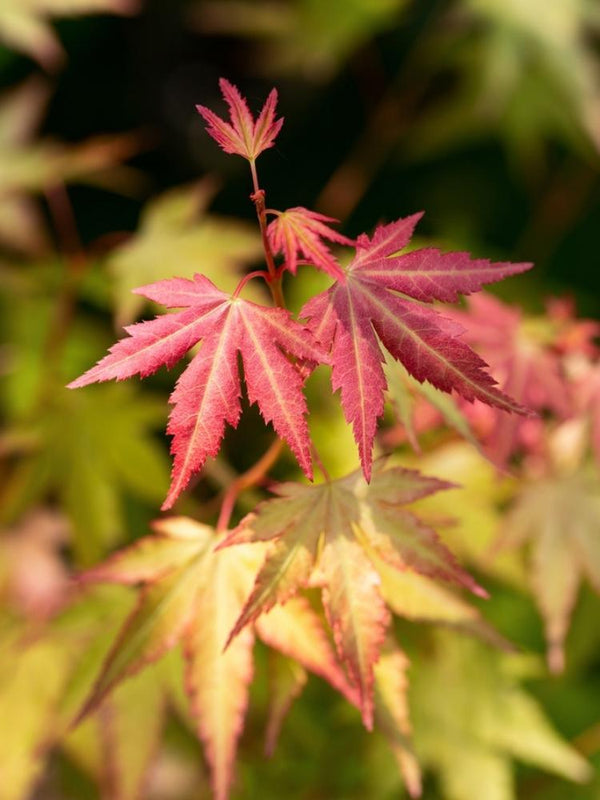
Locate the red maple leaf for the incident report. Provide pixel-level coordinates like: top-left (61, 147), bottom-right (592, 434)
top-left (68, 274), bottom-right (326, 508)
top-left (450, 293), bottom-right (572, 466)
top-left (196, 78), bottom-right (283, 161)
top-left (266, 206), bottom-right (353, 278)
top-left (301, 213), bottom-right (533, 478)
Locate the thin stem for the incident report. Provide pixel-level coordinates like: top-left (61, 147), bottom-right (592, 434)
top-left (233, 270), bottom-right (270, 298)
top-left (311, 444), bottom-right (331, 482)
top-left (40, 183), bottom-right (88, 394)
top-left (248, 159), bottom-right (285, 307)
top-left (45, 183), bottom-right (85, 268)
top-left (216, 439), bottom-right (285, 532)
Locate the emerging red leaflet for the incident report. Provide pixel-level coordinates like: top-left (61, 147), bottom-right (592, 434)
top-left (68, 275), bottom-right (326, 508)
top-left (196, 78), bottom-right (283, 161)
top-left (302, 212), bottom-right (533, 479)
top-left (266, 206), bottom-right (353, 279)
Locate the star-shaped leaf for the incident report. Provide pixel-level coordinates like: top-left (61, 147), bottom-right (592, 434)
top-left (500, 466), bottom-right (600, 672)
top-left (196, 78), bottom-right (283, 161)
top-left (301, 213), bottom-right (533, 478)
top-left (222, 463), bottom-right (484, 728)
top-left (266, 206), bottom-right (353, 278)
top-left (69, 274), bottom-right (327, 508)
top-left (77, 517), bottom-right (354, 800)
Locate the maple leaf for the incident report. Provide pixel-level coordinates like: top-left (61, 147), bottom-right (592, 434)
top-left (266, 206), bottom-right (353, 278)
top-left (385, 356), bottom-right (480, 453)
top-left (264, 652), bottom-right (307, 757)
top-left (450, 293), bottom-right (572, 466)
top-left (196, 78), bottom-right (283, 161)
top-left (374, 640), bottom-right (422, 798)
top-left (411, 631), bottom-right (592, 800)
top-left (76, 517), bottom-right (354, 800)
top-left (222, 463), bottom-right (484, 729)
top-left (1, 384), bottom-right (170, 565)
top-left (301, 213), bottom-right (533, 478)
top-left (68, 274), bottom-right (326, 509)
top-left (0, 0), bottom-right (139, 70)
top-left (499, 466), bottom-right (600, 673)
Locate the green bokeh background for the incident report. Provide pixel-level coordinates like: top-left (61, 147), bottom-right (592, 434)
top-left (0, 1), bottom-right (599, 799)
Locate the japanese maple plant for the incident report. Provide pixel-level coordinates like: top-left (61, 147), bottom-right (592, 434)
top-left (69, 80), bottom-right (536, 798)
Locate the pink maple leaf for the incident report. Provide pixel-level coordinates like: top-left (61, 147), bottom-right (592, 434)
top-left (68, 275), bottom-right (326, 508)
top-left (301, 213), bottom-right (533, 479)
top-left (451, 293), bottom-right (572, 466)
top-left (196, 78), bottom-right (283, 161)
top-left (266, 206), bottom-right (353, 279)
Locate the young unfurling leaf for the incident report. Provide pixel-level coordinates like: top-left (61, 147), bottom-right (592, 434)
top-left (69, 274), bottom-right (326, 508)
top-left (266, 206), bottom-right (353, 278)
top-left (301, 213), bottom-right (533, 478)
top-left (196, 79), bottom-right (283, 162)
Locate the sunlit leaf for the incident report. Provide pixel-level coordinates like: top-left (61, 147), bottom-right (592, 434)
top-left (0, 627), bottom-right (72, 800)
top-left (301, 214), bottom-right (531, 478)
top-left (223, 462), bottom-right (482, 729)
top-left (70, 274), bottom-right (327, 508)
top-left (78, 518), bottom-right (354, 800)
top-left (374, 640), bottom-right (421, 798)
top-left (411, 631), bottom-right (592, 800)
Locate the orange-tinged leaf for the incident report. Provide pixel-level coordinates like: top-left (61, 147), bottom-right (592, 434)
top-left (182, 543), bottom-right (257, 800)
top-left (319, 530), bottom-right (390, 729)
top-left (374, 642), bottom-right (422, 798)
top-left (78, 561), bottom-right (203, 720)
top-left (256, 596), bottom-right (358, 708)
top-left (264, 653), bottom-right (307, 757)
top-left (78, 517), bottom-right (362, 799)
top-left (224, 463), bottom-right (479, 728)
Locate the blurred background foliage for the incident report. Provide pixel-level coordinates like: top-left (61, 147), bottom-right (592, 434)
top-left (0, 1), bottom-right (599, 798)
